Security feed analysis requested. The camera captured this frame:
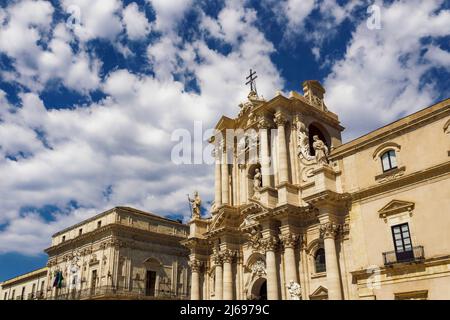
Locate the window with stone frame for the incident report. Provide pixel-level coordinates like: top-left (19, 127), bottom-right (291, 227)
top-left (381, 149), bottom-right (397, 172)
top-left (314, 248), bottom-right (326, 273)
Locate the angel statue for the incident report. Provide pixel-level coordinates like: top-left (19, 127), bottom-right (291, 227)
top-left (312, 135), bottom-right (329, 165)
top-left (188, 191), bottom-right (202, 219)
top-left (252, 168), bottom-right (262, 200)
top-left (286, 280), bottom-right (302, 300)
top-left (253, 168), bottom-right (262, 190)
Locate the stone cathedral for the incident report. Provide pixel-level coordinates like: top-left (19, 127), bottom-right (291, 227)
top-left (183, 79), bottom-right (450, 300)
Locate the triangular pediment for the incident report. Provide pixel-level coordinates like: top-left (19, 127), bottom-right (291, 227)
top-left (310, 285), bottom-right (328, 299)
top-left (215, 116), bottom-right (235, 130)
top-left (378, 200), bottom-right (415, 218)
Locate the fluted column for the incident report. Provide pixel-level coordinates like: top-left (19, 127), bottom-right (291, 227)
top-left (189, 260), bottom-right (201, 300)
top-left (214, 147), bottom-right (222, 207)
top-left (280, 233), bottom-right (299, 299)
top-left (214, 254), bottom-right (223, 300)
top-left (262, 235), bottom-right (279, 300)
top-left (320, 222), bottom-right (343, 300)
top-left (258, 118), bottom-right (271, 187)
top-left (221, 145), bottom-right (229, 204)
top-left (274, 112), bottom-right (289, 183)
top-left (222, 250), bottom-right (234, 300)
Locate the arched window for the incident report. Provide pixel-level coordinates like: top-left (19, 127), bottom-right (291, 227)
top-left (314, 248), bottom-right (326, 273)
top-left (381, 150), bottom-right (397, 172)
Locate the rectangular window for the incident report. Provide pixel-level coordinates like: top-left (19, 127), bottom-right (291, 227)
top-left (391, 223), bottom-right (414, 262)
top-left (79, 228), bottom-right (83, 236)
top-left (381, 150), bottom-right (398, 172)
top-left (62, 235), bottom-right (66, 242)
top-left (4, 292), bottom-right (7, 300)
top-left (97, 221), bottom-right (102, 228)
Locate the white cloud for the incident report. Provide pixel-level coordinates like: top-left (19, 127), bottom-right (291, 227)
top-left (424, 45), bottom-right (450, 70)
top-left (324, 0), bottom-right (450, 140)
top-left (123, 2), bottom-right (151, 40)
top-left (0, 1), bottom-right (101, 94)
top-left (282, 0), bottom-right (316, 29)
top-left (61, 0), bottom-right (124, 42)
top-left (147, 0), bottom-right (192, 32)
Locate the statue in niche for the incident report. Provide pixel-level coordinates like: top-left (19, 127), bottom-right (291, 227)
top-left (67, 252), bottom-right (81, 291)
top-left (253, 168), bottom-right (262, 190)
top-left (252, 168), bottom-right (262, 200)
top-left (286, 280), bottom-right (302, 300)
top-left (312, 135), bottom-right (329, 165)
top-left (297, 122), bottom-right (315, 162)
top-left (188, 191), bottom-right (202, 219)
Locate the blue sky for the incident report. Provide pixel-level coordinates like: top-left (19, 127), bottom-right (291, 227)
top-left (0, 0), bottom-right (449, 281)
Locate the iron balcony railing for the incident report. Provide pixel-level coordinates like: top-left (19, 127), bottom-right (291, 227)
top-left (49, 285), bottom-right (190, 300)
top-left (383, 245), bottom-right (425, 266)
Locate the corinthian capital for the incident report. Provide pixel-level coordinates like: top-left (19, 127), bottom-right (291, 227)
top-left (221, 249), bottom-right (235, 263)
top-left (189, 259), bottom-right (202, 272)
top-left (213, 254), bottom-right (223, 266)
top-left (274, 112), bottom-right (287, 127)
top-left (280, 233), bottom-right (299, 249)
top-left (262, 235), bottom-right (279, 251)
top-left (320, 222), bottom-right (341, 239)
top-left (257, 117), bottom-right (272, 129)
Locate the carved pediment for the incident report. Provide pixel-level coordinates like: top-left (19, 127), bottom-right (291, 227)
top-left (310, 285), bottom-right (328, 300)
top-left (378, 200), bottom-right (415, 219)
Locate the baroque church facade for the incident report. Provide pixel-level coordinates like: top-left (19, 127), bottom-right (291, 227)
top-left (1, 80), bottom-right (450, 301)
top-left (184, 80), bottom-right (450, 300)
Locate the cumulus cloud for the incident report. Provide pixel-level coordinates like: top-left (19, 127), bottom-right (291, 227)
top-left (0, 2), bottom-right (101, 93)
top-left (123, 2), bottom-right (151, 40)
top-left (324, 0), bottom-right (450, 139)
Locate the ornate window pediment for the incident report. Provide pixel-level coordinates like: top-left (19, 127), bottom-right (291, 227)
top-left (309, 285), bottom-right (328, 300)
top-left (372, 142), bottom-right (405, 183)
top-left (378, 200), bottom-right (415, 219)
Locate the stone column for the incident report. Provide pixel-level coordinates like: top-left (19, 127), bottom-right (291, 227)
top-left (258, 119), bottom-right (271, 187)
top-left (214, 255), bottom-right (223, 300)
top-left (189, 260), bottom-right (201, 300)
top-left (221, 146), bottom-right (229, 204)
top-left (274, 112), bottom-right (289, 183)
top-left (262, 236), bottom-right (280, 300)
top-left (280, 233), bottom-right (299, 299)
top-left (214, 147), bottom-right (222, 207)
top-left (320, 222), bottom-right (343, 300)
top-left (299, 236), bottom-right (309, 300)
top-left (222, 250), bottom-right (234, 300)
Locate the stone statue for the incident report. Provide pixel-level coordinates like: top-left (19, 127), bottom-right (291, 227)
top-left (252, 168), bottom-right (262, 200)
top-left (67, 252), bottom-right (81, 291)
top-left (189, 191), bottom-right (202, 219)
top-left (312, 135), bottom-right (329, 164)
top-left (286, 280), bottom-right (301, 300)
top-left (297, 122), bottom-right (315, 162)
top-left (253, 168), bottom-right (262, 190)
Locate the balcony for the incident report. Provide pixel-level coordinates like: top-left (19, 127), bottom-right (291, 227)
top-left (48, 286), bottom-right (190, 300)
top-left (383, 246), bottom-right (425, 266)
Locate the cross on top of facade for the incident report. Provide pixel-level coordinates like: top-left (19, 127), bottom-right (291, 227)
top-left (245, 69), bottom-right (258, 94)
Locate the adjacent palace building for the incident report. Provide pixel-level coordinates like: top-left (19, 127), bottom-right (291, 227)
top-left (1, 207), bottom-right (190, 300)
top-left (1, 80), bottom-right (449, 300)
